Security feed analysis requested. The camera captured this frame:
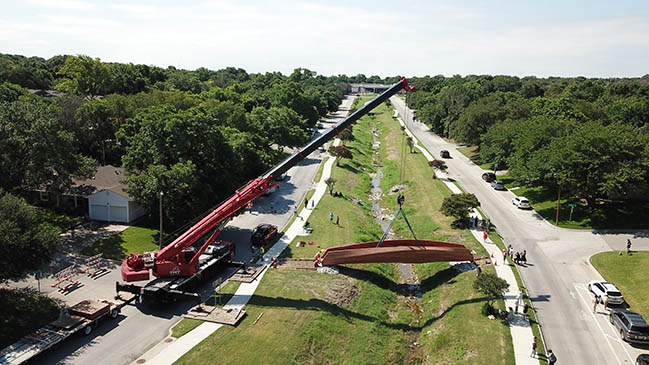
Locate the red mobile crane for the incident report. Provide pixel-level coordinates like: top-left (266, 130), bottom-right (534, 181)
top-left (116, 77), bottom-right (416, 302)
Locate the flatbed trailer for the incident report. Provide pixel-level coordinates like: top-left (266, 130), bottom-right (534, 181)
top-left (0, 296), bottom-right (134, 365)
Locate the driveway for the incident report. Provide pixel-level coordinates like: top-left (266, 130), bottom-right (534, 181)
top-left (391, 95), bottom-right (649, 365)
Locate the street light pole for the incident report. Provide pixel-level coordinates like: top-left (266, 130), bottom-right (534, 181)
top-left (159, 191), bottom-right (164, 248)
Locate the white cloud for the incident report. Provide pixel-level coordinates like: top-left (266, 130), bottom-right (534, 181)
top-left (26, 0), bottom-right (95, 10)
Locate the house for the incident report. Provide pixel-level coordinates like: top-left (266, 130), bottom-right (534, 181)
top-left (70, 165), bottom-right (146, 223)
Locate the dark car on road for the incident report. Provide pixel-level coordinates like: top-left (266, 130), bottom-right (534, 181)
top-left (610, 309), bottom-right (649, 344)
top-left (440, 150), bottom-right (450, 158)
top-left (482, 172), bottom-right (496, 182)
top-left (250, 224), bottom-right (278, 248)
top-left (637, 354), bottom-right (649, 365)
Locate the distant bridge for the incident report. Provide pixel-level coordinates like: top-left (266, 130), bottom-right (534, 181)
top-left (349, 83), bottom-right (392, 94)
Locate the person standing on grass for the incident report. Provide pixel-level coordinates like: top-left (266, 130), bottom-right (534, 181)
top-left (305, 200), bottom-right (308, 209)
top-left (627, 239), bottom-right (632, 254)
top-left (531, 336), bottom-right (537, 358)
top-left (336, 216), bottom-right (340, 225)
top-left (330, 212), bottom-right (334, 222)
top-left (523, 303), bottom-right (530, 320)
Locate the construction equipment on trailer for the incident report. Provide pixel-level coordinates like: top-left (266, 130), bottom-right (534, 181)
top-left (117, 240), bottom-right (236, 302)
top-left (0, 296), bottom-right (134, 365)
top-left (117, 77), bottom-right (416, 302)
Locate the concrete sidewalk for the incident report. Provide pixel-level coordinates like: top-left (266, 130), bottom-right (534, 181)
top-left (395, 114), bottom-right (538, 364)
top-left (136, 140), bottom-right (342, 365)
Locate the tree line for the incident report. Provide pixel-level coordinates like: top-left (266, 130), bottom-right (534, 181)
top-left (0, 53), bottom-right (350, 230)
top-left (407, 74), bottom-right (649, 208)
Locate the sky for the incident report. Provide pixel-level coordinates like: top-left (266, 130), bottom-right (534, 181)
top-left (2, 0), bottom-right (648, 78)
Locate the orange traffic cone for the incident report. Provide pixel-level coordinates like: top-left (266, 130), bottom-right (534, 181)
top-left (494, 260), bottom-right (497, 266)
top-left (490, 253), bottom-right (494, 258)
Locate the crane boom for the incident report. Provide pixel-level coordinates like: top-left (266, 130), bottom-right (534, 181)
top-left (121, 77), bottom-right (416, 282)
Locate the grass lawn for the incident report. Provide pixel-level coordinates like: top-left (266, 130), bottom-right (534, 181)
top-left (81, 226), bottom-right (161, 260)
top-left (176, 98), bottom-right (513, 364)
top-left (590, 251), bottom-right (649, 320)
top-left (499, 175), bottom-right (649, 230)
top-left (0, 288), bottom-right (59, 348)
top-left (455, 145), bottom-right (649, 229)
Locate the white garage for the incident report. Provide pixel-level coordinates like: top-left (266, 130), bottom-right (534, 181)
top-left (89, 189), bottom-right (135, 223)
top-left (74, 165), bottom-right (146, 224)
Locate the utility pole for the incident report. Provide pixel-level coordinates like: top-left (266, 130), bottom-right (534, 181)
top-left (159, 191), bottom-right (164, 248)
top-left (555, 184), bottom-right (561, 225)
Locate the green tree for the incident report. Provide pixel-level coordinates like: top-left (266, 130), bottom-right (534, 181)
top-left (428, 159), bottom-right (447, 170)
top-left (0, 82), bottom-right (28, 102)
top-left (473, 273), bottom-right (509, 306)
top-left (119, 105), bottom-right (273, 226)
top-left (328, 145), bottom-right (352, 166)
top-left (0, 98), bottom-right (96, 195)
top-left (56, 55), bottom-right (110, 98)
top-left (406, 136), bottom-right (414, 153)
top-left (339, 127), bottom-right (354, 146)
top-left (441, 193), bottom-right (480, 223)
top-left (0, 191), bottom-right (61, 282)
top-left (248, 106), bottom-right (306, 148)
top-left (524, 121), bottom-right (649, 208)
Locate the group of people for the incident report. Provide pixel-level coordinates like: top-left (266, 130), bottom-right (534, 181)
top-left (469, 215), bottom-right (489, 230)
top-left (504, 244), bottom-right (527, 265)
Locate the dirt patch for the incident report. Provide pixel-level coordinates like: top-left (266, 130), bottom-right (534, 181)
top-left (325, 278), bottom-right (359, 307)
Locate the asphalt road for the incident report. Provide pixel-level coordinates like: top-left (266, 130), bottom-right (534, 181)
top-left (391, 95), bottom-right (649, 364)
top-left (24, 95), bottom-right (355, 365)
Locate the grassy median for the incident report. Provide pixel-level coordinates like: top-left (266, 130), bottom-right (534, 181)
top-left (176, 98), bottom-right (513, 364)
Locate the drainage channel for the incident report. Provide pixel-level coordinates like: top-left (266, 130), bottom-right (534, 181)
top-left (368, 123), bottom-right (424, 355)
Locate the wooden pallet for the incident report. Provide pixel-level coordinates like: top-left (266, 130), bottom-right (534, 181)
top-left (184, 305), bottom-right (246, 326)
top-left (229, 264), bottom-right (267, 283)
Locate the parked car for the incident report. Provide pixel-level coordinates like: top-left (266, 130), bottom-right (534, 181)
top-left (610, 309), bottom-right (649, 344)
top-left (637, 354), bottom-right (649, 365)
top-left (250, 224), bottom-right (278, 248)
top-left (491, 180), bottom-right (505, 190)
top-left (317, 123), bottom-right (324, 129)
top-left (512, 197), bottom-right (531, 209)
top-left (481, 172), bottom-right (496, 182)
top-left (440, 150), bottom-right (450, 158)
top-left (588, 280), bottom-right (624, 305)
top-left (274, 173), bottom-right (287, 181)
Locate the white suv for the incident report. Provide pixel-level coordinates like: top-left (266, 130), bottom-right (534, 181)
top-left (512, 197), bottom-right (531, 209)
top-left (588, 280), bottom-right (625, 305)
